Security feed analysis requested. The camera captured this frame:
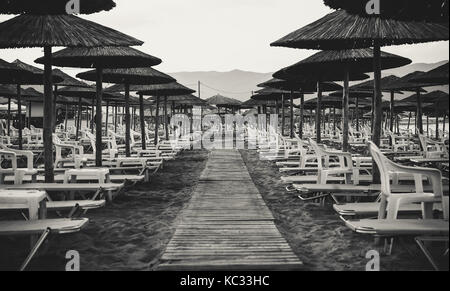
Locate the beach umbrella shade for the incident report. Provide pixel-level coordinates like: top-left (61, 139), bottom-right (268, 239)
top-left (36, 46), bottom-right (162, 165)
top-left (410, 62), bottom-right (449, 85)
top-left (0, 60), bottom-right (63, 148)
top-left (322, 0), bottom-right (449, 22)
top-left (273, 48), bottom-right (409, 149)
top-left (0, 6), bottom-right (143, 182)
top-left (271, 9), bottom-right (448, 182)
top-left (206, 94), bottom-right (242, 109)
top-left (137, 82), bottom-right (196, 143)
top-left (78, 68), bottom-right (175, 155)
top-left (258, 78), bottom-right (343, 138)
top-left (383, 71), bottom-right (435, 134)
top-left (0, 0), bottom-right (116, 14)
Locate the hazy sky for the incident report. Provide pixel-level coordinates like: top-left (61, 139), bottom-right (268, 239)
top-left (0, 0), bottom-right (448, 73)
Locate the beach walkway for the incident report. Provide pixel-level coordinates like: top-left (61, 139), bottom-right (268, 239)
top-left (158, 150), bottom-right (303, 271)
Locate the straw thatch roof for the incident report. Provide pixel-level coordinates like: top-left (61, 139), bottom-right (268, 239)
top-left (206, 94), bottom-right (242, 107)
top-left (52, 69), bottom-right (90, 87)
top-left (35, 47), bottom-right (162, 69)
top-left (137, 82), bottom-right (195, 97)
top-left (410, 62), bottom-right (449, 85)
top-left (241, 99), bottom-right (278, 109)
top-left (56, 85), bottom-right (122, 101)
top-left (383, 71), bottom-right (434, 91)
top-left (0, 0), bottom-right (116, 15)
top-left (0, 84), bottom-right (41, 99)
top-left (323, 0), bottom-right (449, 22)
top-left (147, 94), bottom-right (202, 103)
top-left (401, 90), bottom-right (449, 103)
top-left (0, 58), bottom-right (33, 82)
top-left (273, 49), bottom-right (411, 82)
top-left (258, 78), bottom-right (342, 92)
top-left (329, 90), bottom-right (375, 99)
top-left (271, 10), bottom-right (449, 50)
top-left (0, 84), bottom-right (17, 97)
top-left (77, 67), bottom-right (175, 86)
top-left (11, 59), bottom-right (63, 84)
top-left (0, 14), bottom-right (143, 48)
top-left (349, 75), bottom-right (409, 92)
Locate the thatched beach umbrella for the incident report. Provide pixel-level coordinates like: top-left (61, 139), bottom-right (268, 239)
top-left (0, 0), bottom-right (116, 14)
top-left (79, 68), bottom-right (175, 156)
top-left (1, 60), bottom-right (63, 149)
top-left (322, 0), bottom-right (449, 22)
top-left (36, 46), bottom-right (162, 166)
top-left (383, 72), bottom-right (434, 134)
top-left (271, 9), bottom-right (448, 182)
top-left (0, 2), bottom-right (143, 182)
top-left (136, 82), bottom-right (196, 144)
top-left (206, 94), bottom-right (242, 113)
top-left (258, 78), bottom-right (342, 138)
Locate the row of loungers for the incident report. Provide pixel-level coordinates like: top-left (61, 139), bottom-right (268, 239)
top-left (257, 129), bottom-right (449, 270)
top-left (0, 127), bottom-right (190, 270)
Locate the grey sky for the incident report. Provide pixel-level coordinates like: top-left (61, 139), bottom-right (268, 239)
top-left (0, 0), bottom-right (448, 73)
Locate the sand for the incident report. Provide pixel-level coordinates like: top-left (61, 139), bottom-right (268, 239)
top-left (240, 149), bottom-right (449, 271)
top-left (0, 150), bottom-right (208, 271)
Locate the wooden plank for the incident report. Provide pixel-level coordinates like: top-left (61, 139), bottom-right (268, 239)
top-left (157, 149), bottom-right (302, 271)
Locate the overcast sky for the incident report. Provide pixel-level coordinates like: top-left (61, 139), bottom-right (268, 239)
top-left (0, 0), bottom-right (448, 73)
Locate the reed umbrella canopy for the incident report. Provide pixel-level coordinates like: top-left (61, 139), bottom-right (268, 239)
top-left (52, 69), bottom-right (90, 88)
top-left (0, 1), bottom-right (144, 182)
top-left (206, 94), bottom-right (242, 108)
top-left (258, 78), bottom-right (342, 92)
top-left (322, 0), bottom-right (449, 22)
top-left (0, 0), bottom-right (116, 14)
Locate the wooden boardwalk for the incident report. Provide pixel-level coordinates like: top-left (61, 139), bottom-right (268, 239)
top-left (158, 150), bottom-right (303, 271)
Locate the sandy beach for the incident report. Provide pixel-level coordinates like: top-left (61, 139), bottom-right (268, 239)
top-left (240, 149), bottom-right (448, 271)
top-left (0, 150), bottom-right (208, 271)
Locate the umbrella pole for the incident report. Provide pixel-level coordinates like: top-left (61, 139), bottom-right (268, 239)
top-left (105, 101), bottom-right (109, 137)
top-left (342, 68), bottom-right (350, 152)
top-left (114, 102), bottom-right (118, 133)
top-left (64, 104), bottom-right (68, 131)
top-left (416, 89), bottom-right (424, 134)
top-left (356, 97), bottom-right (360, 132)
top-left (436, 114), bottom-right (439, 139)
top-left (53, 85), bottom-right (58, 132)
top-left (76, 97), bottom-right (82, 141)
top-left (139, 94), bottom-right (147, 150)
top-left (95, 67), bottom-right (103, 167)
top-left (427, 115), bottom-right (429, 137)
top-left (299, 93), bottom-right (304, 139)
top-left (281, 94), bottom-right (285, 136)
top-left (333, 107), bottom-right (336, 134)
top-left (390, 91), bottom-right (395, 132)
top-left (290, 91), bottom-right (294, 138)
top-left (443, 114), bottom-right (447, 134)
top-left (28, 101), bottom-right (32, 128)
top-left (372, 43), bottom-right (383, 184)
top-left (164, 96), bottom-right (169, 141)
top-left (124, 83), bottom-right (131, 157)
top-left (154, 96), bottom-right (160, 145)
top-left (16, 84), bottom-right (23, 150)
top-left (43, 46), bottom-right (55, 183)
top-left (7, 98), bottom-right (11, 135)
top-left (316, 81), bottom-right (322, 143)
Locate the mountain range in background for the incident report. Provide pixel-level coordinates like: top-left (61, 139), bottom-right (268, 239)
top-left (23, 60), bottom-right (449, 103)
top-left (169, 60), bottom-right (449, 102)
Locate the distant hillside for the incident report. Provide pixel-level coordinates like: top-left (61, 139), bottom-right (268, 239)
top-left (168, 61), bottom-right (448, 102)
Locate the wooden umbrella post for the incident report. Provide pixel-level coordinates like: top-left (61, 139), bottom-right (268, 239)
top-left (95, 67), bottom-right (103, 167)
top-left (342, 68), bottom-right (350, 152)
top-left (154, 96), bottom-right (160, 145)
top-left (114, 102), bottom-right (118, 133)
top-left (290, 90), bottom-right (294, 138)
top-left (316, 81), bottom-right (322, 143)
top-left (7, 98), bottom-right (11, 135)
top-left (124, 83), bottom-right (131, 157)
top-left (16, 84), bottom-right (23, 150)
top-left (43, 46), bottom-right (54, 183)
top-left (416, 88), bottom-right (424, 134)
top-left (28, 101), bottom-right (32, 128)
top-left (76, 97), bottom-right (82, 141)
top-left (355, 97), bottom-right (360, 132)
top-left (64, 104), bottom-right (68, 131)
top-left (105, 101), bottom-right (109, 137)
top-left (164, 96), bottom-right (169, 140)
top-left (372, 43), bottom-right (382, 184)
top-left (299, 93), bottom-right (304, 139)
top-left (139, 94), bottom-right (147, 150)
top-left (390, 91), bottom-right (395, 132)
top-left (281, 94), bottom-right (285, 136)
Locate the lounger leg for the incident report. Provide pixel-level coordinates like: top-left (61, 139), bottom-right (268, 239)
top-left (20, 228), bottom-right (51, 271)
top-left (415, 238), bottom-right (441, 271)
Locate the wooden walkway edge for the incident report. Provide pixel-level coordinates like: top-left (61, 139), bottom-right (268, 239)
top-left (157, 150), bottom-right (303, 271)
